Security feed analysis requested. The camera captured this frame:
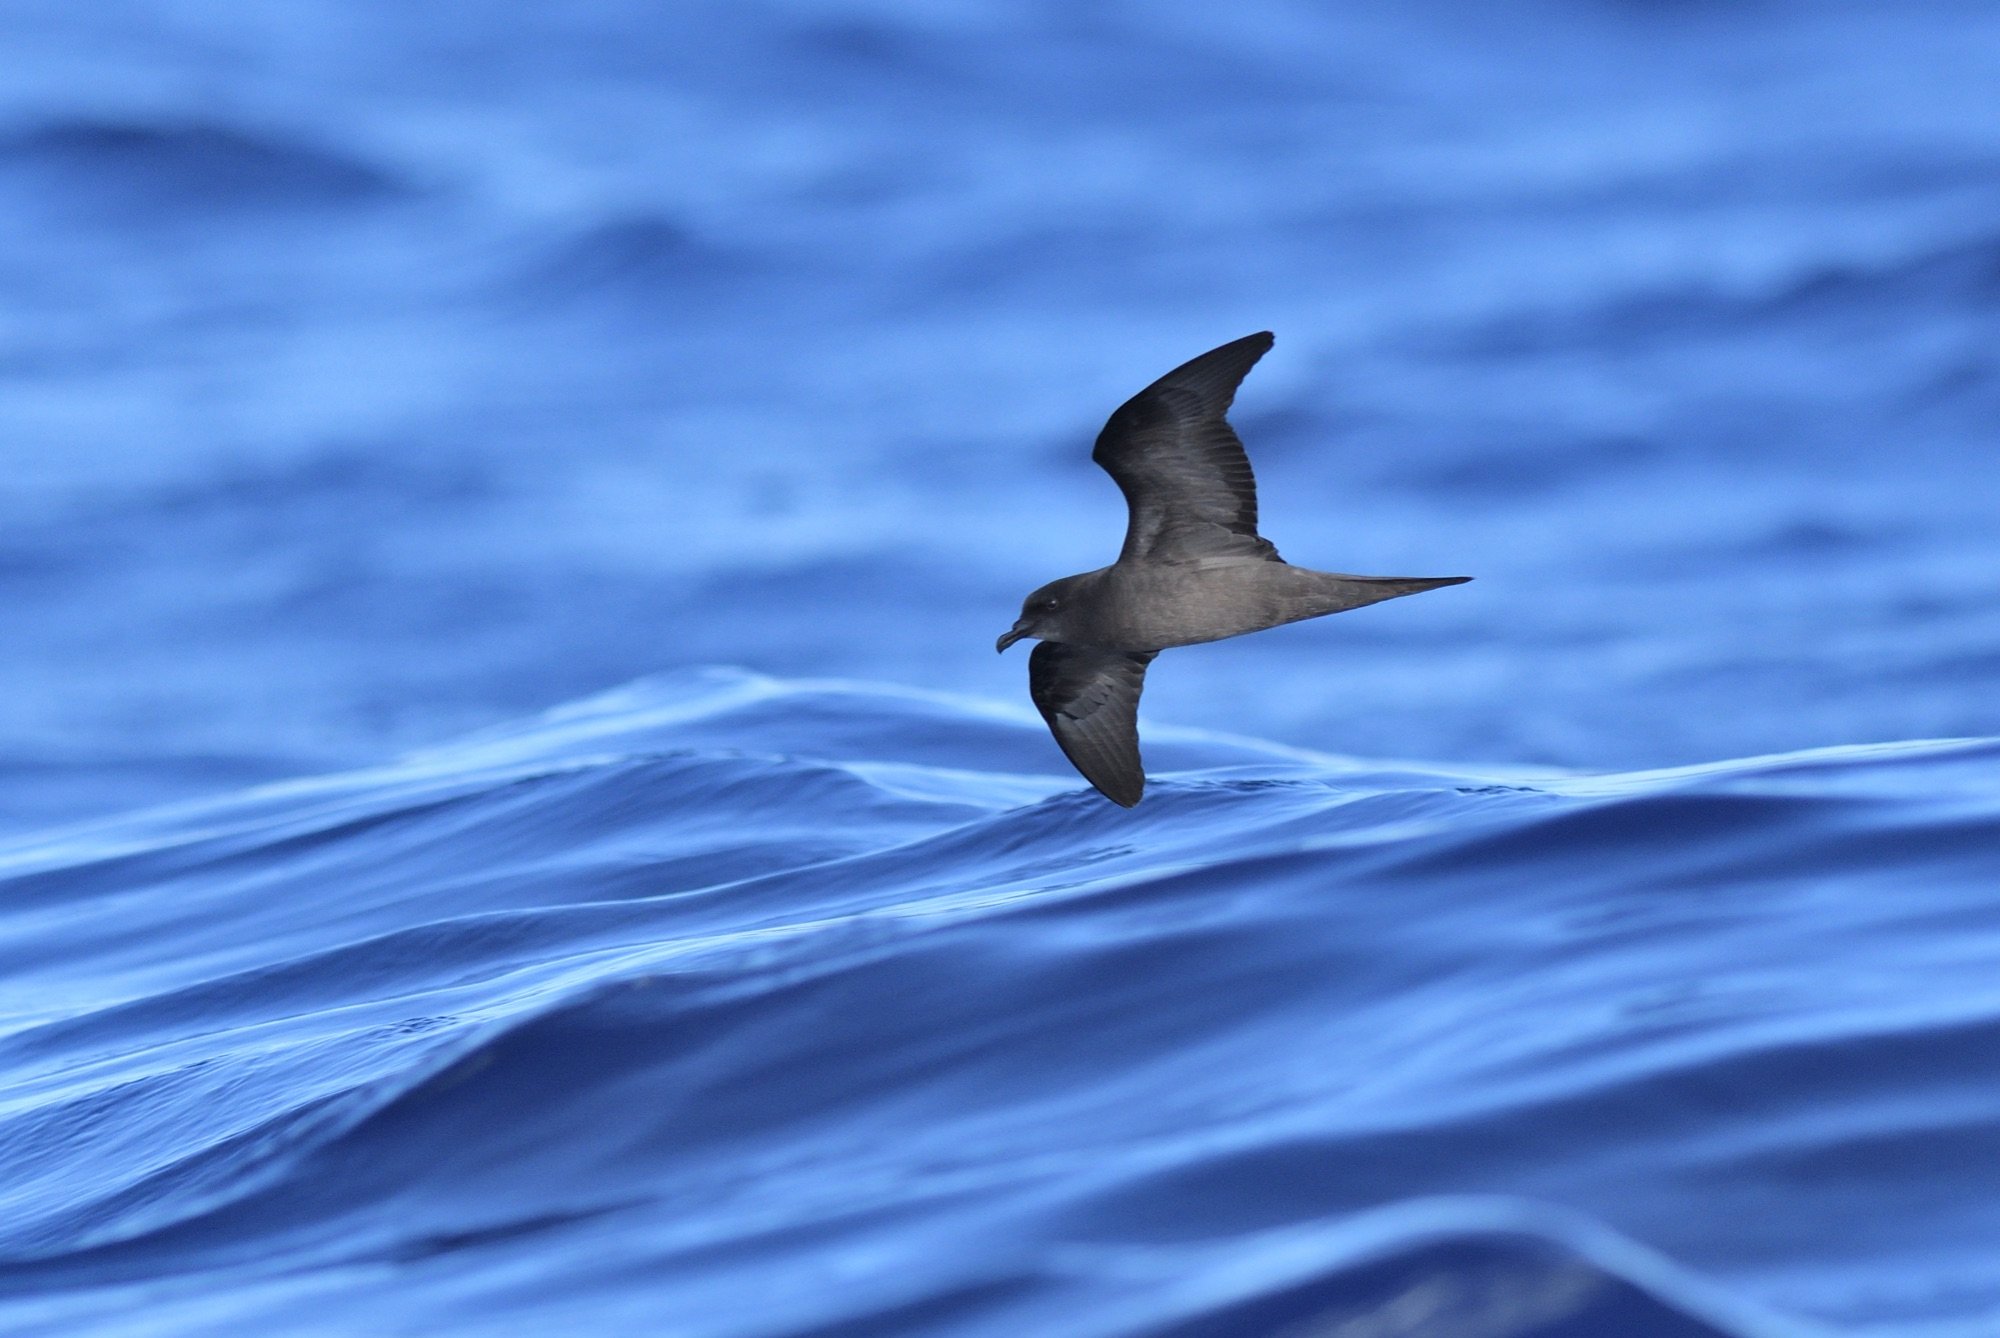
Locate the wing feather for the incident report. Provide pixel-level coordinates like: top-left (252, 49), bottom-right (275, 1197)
top-left (1027, 642), bottom-right (1157, 807)
top-left (1091, 332), bottom-right (1277, 564)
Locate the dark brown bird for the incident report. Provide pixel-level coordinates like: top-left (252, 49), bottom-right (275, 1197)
top-left (997, 332), bottom-right (1468, 806)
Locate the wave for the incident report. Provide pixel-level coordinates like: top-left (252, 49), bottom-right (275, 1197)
top-left (0, 671), bottom-right (1992, 1333)
top-left (0, 117), bottom-right (408, 217)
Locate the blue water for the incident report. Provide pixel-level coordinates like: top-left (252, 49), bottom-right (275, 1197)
top-left (4, 3), bottom-right (2000, 1334)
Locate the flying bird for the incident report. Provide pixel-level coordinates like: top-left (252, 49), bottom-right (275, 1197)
top-left (997, 332), bottom-right (1468, 807)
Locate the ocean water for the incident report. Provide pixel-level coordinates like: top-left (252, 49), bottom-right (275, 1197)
top-left (3, 2), bottom-right (1999, 1334)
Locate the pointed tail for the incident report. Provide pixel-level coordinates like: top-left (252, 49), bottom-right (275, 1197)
top-left (1296, 572), bottom-right (1470, 619)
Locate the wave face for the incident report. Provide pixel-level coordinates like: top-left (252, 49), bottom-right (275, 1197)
top-left (0, 672), bottom-right (1993, 1335)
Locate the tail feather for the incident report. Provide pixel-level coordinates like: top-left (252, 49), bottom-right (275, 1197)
top-left (1294, 572), bottom-right (1470, 620)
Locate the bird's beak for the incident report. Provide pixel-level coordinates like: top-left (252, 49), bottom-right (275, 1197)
top-left (996, 620), bottom-right (1031, 653)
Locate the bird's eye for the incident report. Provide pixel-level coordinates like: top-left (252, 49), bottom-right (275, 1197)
top-left (1040, 597), bottom-right (1060, 612)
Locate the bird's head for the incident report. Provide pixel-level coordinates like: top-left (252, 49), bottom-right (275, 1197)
top-left (996, 575), bottom-right (1086, 652)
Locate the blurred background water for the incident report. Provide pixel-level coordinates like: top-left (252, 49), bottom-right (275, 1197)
top-left (2, 2), bottom-right (1998, 1335)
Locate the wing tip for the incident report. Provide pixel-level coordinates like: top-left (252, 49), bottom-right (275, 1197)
top-left (1196, 328), bottom-right (1274, 368)
top-left (1059, 742), bottom-right (1146, 808)
top-left (1098, 775), bottom-right (1144, 807)
top-left (1134, 331), bottom-right (1278, 406)
top-left (1216, 332), bottom-right (1274, 377)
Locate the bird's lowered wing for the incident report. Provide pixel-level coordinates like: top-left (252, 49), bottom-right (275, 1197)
top-left (1092, 332), bottom-right (1278, 565)
top-left (1028, 642), bottom-right (1157, 807)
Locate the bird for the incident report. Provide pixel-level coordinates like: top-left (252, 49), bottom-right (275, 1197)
top-left (997, 331), bottom-right (1468, 807)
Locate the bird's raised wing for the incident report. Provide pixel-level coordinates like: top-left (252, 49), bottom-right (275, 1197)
top-left (1028, 642), bottom-right (1157, 807)
top-left (1092, 332), bottom-right (1278, 565)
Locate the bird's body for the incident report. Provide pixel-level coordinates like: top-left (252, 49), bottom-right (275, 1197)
top-left (1026, 559), bottom-right (1459, 653)
top-left (999, 332), bottom-right (1468, 807)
